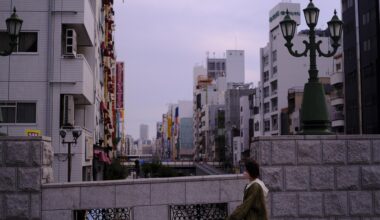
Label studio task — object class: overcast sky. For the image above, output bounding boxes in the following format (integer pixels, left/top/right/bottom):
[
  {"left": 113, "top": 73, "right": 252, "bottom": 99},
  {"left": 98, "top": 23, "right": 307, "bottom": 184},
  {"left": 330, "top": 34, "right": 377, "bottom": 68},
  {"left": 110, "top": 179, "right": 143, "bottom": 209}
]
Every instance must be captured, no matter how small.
[{"left": 114, "top": 0, "right": 341, "bottom": 139}]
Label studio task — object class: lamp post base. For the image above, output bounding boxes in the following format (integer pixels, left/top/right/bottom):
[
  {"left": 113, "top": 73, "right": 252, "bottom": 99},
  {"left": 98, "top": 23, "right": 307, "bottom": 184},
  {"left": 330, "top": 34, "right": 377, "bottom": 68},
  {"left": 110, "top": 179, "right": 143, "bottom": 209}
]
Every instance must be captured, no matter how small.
[{"left": 299, "top": 81, "right": 332, "bottom": 135}]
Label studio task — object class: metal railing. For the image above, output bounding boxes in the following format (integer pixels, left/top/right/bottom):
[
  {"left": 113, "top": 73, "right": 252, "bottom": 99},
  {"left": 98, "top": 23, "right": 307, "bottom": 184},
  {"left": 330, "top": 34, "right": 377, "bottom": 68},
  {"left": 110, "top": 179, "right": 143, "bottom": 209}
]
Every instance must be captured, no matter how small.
[
  {"left": 170, "top": 203, "right": 228, "bottom": 220},
  {"left": 75, "top": 208, "right": 132, "bottom": 220}
]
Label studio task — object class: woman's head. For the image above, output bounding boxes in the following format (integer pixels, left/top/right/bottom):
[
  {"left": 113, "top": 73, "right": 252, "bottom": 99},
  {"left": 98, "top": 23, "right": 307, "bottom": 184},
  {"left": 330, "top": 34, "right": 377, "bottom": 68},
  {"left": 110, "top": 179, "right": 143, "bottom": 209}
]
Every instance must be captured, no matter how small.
[{"left": 244, "top": 159, "right": 260, "bottom": 179}]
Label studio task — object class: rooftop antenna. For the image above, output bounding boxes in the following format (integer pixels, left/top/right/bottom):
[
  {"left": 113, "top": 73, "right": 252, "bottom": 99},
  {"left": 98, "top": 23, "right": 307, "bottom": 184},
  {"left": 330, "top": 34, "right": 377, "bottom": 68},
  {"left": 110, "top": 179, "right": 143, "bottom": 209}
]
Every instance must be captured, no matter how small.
[
  {"left": 213, "top": 52, "right": 215, "bottom": 58},
  {"left": 206, "top": 51, "right": 210, "bottom": 58}
]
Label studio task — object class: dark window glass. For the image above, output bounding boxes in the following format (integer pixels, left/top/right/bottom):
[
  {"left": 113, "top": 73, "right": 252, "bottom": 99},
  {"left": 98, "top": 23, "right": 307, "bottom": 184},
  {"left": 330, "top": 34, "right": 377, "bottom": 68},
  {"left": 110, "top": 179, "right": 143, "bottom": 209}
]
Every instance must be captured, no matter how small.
[
  {"left": 0, "top": 107, "right": 16, "bottom": 123},
  {"left": 0, "top": 32, "right": 37, "bottom": 52},
  {"left": 17, "top": 103, "right": 36, "bottom": 123}
]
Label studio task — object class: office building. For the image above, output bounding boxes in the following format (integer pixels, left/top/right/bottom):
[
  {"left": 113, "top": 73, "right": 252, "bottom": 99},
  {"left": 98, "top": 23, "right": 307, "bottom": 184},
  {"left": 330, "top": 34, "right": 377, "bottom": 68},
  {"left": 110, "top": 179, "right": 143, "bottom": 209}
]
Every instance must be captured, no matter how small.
[{"left": 342, "top": 0, "right": 380, "bottom": 134}]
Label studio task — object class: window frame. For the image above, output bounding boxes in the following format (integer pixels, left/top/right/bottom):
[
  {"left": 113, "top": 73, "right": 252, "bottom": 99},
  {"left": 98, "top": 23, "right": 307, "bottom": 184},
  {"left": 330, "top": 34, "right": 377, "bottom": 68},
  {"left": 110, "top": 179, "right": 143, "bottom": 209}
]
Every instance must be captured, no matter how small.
[
  {"left": 0, "top": 31, "right": 39, "bottom": 54},
  {"left": 0, "top": 101, "right": 37, "bottom": 125}
]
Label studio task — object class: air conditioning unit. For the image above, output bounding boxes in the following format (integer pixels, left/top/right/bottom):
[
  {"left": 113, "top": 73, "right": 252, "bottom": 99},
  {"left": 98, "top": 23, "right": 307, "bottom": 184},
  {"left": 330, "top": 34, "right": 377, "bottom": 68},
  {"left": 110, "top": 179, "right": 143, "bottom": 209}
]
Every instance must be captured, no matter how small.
[
  {"left": 62, "top": 95, "right": 75, "bottom": 127},
  {"left": 65, "top": 29, "right": 77, "bottom": 57}
]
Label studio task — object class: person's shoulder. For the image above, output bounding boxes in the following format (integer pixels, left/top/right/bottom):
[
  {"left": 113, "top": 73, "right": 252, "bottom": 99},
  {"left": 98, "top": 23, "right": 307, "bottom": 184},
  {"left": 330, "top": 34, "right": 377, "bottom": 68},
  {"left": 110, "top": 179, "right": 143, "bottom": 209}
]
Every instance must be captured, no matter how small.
[{"left": 247, "top": 182, "right": 263, "bottom": 193}]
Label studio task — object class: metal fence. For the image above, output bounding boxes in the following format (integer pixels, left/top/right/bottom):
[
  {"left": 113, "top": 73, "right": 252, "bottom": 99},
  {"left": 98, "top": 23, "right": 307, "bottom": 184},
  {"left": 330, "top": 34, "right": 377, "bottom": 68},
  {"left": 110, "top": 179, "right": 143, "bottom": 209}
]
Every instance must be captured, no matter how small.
[
  {"left": 169, "top": 203, "right": 228, "bottom": 220},
  {"left": 74, "top": 208, "right": 132, "bottom": 220}
]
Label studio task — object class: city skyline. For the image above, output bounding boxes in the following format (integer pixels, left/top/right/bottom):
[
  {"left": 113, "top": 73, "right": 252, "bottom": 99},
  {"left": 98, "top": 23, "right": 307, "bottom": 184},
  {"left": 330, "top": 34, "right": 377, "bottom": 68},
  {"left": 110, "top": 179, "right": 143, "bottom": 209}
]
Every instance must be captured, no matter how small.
[{"left": 114, "top": 0, "right": 341, "bottom": 139}]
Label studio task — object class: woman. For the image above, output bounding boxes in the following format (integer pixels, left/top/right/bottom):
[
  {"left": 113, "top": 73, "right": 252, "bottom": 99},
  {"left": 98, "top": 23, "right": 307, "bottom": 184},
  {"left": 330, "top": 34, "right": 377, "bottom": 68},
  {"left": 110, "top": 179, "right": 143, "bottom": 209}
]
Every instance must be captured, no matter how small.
[{"left": 227, "top": 160, "right": 269, "bottom": 220}]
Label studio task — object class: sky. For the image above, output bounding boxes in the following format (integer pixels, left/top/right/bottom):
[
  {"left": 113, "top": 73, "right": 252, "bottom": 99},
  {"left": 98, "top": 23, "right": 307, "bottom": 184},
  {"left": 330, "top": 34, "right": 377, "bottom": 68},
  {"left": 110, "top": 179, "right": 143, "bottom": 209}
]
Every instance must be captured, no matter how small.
[{"left": 114, "top": 0, "right": 341, "bottom": 139}]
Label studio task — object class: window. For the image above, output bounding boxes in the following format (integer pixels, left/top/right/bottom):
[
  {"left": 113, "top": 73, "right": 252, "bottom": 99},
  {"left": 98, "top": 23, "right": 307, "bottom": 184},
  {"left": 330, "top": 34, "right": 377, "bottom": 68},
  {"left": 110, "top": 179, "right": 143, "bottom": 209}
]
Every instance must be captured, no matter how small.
[
  {"left": 264, "top": 120, "right": 270, "bottom": 132},
  {"left": 363, "top": 12, "right": 370, "bottom": 25},
  {"left": 264, "top": 102, "right": 270, "bottom": 113},
  {"left": 264, "top": 87, "right": 270, "bottom": 98},
  {"left": 336, "top": 63, "right": 342, "bottom": 72},
  {"left": 254, "top": 122, "right": 260, "bottom": 131},
  {"left": 272, "top": 50, "right": 277, "bottom": 62},
  {"left": 272, "top": 66, "right": 278, "bottom": 77},
  {"left": 271, "top": 115, "right": 278, "bottom": 131},
  {"left": 342, "top": 0, "right": 354, "bottom": 11},
  {"left": 0, "top": 32, "right": 38, "bottom": 53},
  {"left": 271, "top": 98, "right": 278, "bottom": 112},
  {"left": 0, "top": 102, "right": 36, "bottom": 124},
  {"left": 263, "top": 55, "right": 269, "bottom": 66},
  {"left": 271, "top": 81, "right": 278, "bottom": 95},
  {"left": 363, "top": 39, "right": 371, "bottom": 52},
  {"left": 263, "top": 71, "right": 269, "bottom": 82},
  {"left": 208, "top": 62, "right": 215, "bottom": 70}
]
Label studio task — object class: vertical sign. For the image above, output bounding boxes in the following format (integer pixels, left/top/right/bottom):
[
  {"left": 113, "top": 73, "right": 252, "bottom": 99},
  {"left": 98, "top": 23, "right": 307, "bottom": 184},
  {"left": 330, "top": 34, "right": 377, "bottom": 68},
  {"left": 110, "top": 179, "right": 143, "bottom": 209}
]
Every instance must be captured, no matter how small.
[{"left": 116, "top": 62, "right": 124, "bottom": 109}]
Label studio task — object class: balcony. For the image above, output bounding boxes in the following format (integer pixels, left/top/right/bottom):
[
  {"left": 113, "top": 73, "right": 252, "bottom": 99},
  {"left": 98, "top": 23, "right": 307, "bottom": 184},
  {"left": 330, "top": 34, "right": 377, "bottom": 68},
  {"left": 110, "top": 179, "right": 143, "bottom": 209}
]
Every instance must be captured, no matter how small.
[
  {"left": 331, "top": 92, "right": 344, "bottom": 106},
  {"left": 53, "top": 55, "right": 94, "bottom": 104},
  {"left": 330, "top": 71, "right": 343, "bottom": 86},
  {"left": 54, "top": 0, "right": 95, "bottom": 46},
  {"left": 332, "top": 112, "right": 345, "bottom": 128}
]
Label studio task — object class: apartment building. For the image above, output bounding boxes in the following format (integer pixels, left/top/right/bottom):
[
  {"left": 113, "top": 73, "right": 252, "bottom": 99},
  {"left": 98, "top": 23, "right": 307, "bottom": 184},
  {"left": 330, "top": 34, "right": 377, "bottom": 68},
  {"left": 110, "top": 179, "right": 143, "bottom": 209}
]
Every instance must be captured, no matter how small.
[{"left": 0, "top": 0, "right": 118, "bottom": 182}]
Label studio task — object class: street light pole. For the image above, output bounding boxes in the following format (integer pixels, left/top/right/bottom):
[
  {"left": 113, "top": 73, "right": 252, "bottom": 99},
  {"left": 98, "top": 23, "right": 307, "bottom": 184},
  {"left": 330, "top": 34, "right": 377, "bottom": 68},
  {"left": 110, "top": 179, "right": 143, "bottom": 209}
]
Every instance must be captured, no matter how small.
[
  {"left": 280, "top": 0, "right": 343, "bottom": 135},
  {"left": 60, "top": 128, "right": 82, "bottom": 182}
]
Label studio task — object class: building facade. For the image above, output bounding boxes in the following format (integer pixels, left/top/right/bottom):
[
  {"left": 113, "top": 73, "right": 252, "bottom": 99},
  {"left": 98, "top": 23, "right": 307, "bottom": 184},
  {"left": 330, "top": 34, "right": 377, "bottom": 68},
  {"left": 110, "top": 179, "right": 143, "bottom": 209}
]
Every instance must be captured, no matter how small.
[
  {"left": 0, "top": 0, "right": 119, "bottom": 182},
  {"left": 342, "top": 0, "right": 380, "bottom": 134}
]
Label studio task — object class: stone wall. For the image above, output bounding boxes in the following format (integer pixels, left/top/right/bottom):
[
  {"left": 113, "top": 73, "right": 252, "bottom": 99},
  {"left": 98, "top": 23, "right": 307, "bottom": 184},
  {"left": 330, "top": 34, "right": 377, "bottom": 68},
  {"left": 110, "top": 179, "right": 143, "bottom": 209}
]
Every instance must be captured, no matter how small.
[
  {"left": 0, "top": 137, "right": 53, "bottom": 220},
  {"left": 41, "top": 175, "right": 247, "bottom": 220},
  {"left": 251, "top": 135, "right": 380, "bottom": 219}
]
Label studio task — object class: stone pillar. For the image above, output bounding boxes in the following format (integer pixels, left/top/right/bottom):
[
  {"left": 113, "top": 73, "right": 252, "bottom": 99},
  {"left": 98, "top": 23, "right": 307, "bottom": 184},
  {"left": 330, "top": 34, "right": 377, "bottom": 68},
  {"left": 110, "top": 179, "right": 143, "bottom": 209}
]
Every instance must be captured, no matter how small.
[
  {"left": 0, "top": 137, "right": 53, "bottom": 220},
  {"left": 251, "top": 135, "right": 380, "bottom": 219}
]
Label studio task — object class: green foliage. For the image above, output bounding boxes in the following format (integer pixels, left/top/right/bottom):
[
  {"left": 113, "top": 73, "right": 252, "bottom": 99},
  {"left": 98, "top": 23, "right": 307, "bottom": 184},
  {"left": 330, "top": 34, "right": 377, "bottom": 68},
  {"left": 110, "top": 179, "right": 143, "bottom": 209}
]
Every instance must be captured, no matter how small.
[
  {"left": 141, "top": 161, "right": 183, "bottom": 178},
  {"left": 104, "top": 158, "right": 128, "bottom": 180}
]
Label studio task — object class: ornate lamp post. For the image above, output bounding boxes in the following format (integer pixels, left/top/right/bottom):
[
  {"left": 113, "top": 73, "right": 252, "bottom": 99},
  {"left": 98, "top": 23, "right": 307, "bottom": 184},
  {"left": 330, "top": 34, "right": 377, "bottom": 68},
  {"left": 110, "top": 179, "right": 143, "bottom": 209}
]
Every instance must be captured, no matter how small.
[
  {"left": 1, "top": 7, "right": 23, "bottom": 56},
  {"left": 280, "top": 0, "right": 343, "bottom": 134}
]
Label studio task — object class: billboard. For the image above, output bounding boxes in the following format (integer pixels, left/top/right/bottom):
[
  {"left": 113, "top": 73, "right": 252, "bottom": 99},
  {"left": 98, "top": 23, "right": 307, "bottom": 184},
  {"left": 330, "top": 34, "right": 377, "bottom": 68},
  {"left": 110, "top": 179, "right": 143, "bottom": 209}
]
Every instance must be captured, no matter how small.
[{"left": 116, "top": 62, "right": 124, "bottom": 109}]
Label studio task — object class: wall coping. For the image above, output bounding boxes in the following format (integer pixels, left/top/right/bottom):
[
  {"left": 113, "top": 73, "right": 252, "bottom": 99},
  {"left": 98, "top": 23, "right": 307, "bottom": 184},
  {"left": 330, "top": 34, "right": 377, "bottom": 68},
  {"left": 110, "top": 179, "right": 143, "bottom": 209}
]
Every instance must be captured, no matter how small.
[
  {"left": 0, "top": 136, "right": 51, "bottom": 142},
  {"left": 42, "top": 174, "right": 244, "bottom": 189},
  {"left": 253, "top": 134, "right": 380, "bottom": 141}
]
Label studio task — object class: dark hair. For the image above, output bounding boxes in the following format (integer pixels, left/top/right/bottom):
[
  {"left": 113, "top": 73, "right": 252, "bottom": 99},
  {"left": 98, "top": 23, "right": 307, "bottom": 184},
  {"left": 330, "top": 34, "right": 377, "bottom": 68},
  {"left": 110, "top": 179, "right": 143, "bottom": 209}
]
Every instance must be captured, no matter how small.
[{"left": 245, "top": 159, "right": 260, "bottom": 179}]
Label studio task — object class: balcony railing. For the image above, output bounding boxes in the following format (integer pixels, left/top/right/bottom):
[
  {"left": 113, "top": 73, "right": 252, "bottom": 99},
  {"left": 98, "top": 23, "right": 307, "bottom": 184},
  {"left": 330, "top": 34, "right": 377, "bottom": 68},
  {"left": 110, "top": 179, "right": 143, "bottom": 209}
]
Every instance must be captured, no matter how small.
[{"left": 333, "top": 112, "right": 344, "bottom": 121}]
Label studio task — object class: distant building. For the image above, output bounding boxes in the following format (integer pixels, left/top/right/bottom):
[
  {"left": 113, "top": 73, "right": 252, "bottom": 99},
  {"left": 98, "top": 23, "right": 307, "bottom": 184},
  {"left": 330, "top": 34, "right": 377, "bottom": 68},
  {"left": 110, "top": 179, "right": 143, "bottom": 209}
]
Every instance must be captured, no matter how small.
[
  {"left": 139, "top": 124, "right": 149, "bottom": 142},
  {"left": 342, "top": 0, "right": 380, "bottom": 134}
]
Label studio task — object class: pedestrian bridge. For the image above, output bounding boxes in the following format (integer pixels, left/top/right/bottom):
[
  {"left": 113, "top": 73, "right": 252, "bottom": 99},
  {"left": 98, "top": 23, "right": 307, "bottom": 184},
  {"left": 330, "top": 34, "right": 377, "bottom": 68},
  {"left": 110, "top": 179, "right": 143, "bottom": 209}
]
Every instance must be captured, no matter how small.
[
  {"left": 1, "top": 136, "right": 380, "bottom": 220},
  {"left": 42, "top": 174, "right": 246, "bottom": 220}
]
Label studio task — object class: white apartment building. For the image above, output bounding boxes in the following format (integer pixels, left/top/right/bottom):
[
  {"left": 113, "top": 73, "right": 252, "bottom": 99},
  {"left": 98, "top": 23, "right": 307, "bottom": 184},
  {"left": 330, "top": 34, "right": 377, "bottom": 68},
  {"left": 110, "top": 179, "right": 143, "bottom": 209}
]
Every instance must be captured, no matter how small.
[
  {"left": 193, "top": 50, "right": 245, "bottom": 161},
  {"left": 256, "top": 2, "right": 333, "bottom": 136},
  {"left": 0, "top": 0, "right": 107, "bottom": 182}
]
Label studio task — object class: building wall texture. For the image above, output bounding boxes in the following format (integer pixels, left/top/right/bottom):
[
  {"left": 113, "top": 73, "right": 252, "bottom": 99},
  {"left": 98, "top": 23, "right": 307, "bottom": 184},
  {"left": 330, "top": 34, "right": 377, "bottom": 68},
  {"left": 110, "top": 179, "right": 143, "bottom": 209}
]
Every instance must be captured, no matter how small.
[
  {"left": 0, "top": 137, "right": 53, "bottom": 220},
  {"left": 251, "top": 135, "right": 380, "bottom": 219}
]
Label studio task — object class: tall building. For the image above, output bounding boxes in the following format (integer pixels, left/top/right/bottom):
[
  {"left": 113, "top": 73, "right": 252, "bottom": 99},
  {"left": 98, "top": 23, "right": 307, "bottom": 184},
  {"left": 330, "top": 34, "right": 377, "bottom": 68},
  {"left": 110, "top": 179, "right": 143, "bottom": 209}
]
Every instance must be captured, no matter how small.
[
  {"left": 139, "top": 124, "right": 149, "bottom": 142},
  {"left": 0, "top": 0, "right": 117, "bottom": 182},
  {"left": 342, "top": 0, "right": 380, "bottom": 134},
  {"left": 193, "top": 50, "right": 245, "bottom": 162},
  {"left": 256, "top": 2, "right": 333, "bottom": 136}
]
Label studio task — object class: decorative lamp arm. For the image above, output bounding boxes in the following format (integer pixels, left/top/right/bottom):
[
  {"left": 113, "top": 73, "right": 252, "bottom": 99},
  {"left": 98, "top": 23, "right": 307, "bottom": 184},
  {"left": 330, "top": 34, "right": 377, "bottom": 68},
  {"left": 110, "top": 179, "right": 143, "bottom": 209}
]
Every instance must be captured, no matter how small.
[
  {"left": 315, "top": 40, "right": 339, "bottom": 57},
  {"left": 284, "top": 40, "right": 309, "bottom": 57}
]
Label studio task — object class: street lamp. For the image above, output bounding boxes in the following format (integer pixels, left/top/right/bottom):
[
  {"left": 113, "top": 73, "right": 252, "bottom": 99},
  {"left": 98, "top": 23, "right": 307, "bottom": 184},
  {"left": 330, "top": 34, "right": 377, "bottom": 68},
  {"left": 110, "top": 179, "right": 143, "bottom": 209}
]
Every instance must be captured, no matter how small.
[
  {"left": 1, "top": 7, "right": 23, "bottom": 56},
  {"left": 60, "top": 127, "right": 82, "bottom": 182},
  {"left": 280, "top": 0, "right": 343, "bottom": 134}
]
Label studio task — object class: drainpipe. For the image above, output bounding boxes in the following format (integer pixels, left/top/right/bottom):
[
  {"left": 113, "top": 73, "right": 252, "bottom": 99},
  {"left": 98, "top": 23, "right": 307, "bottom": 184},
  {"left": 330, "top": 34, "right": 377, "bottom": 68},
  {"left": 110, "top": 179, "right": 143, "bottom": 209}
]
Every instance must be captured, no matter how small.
[
  {"left": 46, "top": 0, "right": 53, "bottom": 137},
  {"left": 354, "top": 0, "right": 363, "bottom": 134}
]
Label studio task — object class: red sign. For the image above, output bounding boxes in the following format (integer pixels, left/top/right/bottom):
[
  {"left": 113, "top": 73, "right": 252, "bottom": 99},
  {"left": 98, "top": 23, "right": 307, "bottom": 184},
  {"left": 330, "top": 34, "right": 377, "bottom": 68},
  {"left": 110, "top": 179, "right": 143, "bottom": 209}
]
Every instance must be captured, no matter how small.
[{"left": 116, "top": 62, "right": 124, "bottom": 109}]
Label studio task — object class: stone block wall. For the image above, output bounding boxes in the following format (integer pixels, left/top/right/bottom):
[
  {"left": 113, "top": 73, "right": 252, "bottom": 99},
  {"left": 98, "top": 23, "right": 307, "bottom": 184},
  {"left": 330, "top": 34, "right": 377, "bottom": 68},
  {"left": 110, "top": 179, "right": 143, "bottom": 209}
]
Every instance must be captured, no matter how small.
[
  {"left": 251, "top": 135, "right": 380, "bottom": 219},
  {"left": 0, "top": 137, "right": 53, "bottom": 220}
]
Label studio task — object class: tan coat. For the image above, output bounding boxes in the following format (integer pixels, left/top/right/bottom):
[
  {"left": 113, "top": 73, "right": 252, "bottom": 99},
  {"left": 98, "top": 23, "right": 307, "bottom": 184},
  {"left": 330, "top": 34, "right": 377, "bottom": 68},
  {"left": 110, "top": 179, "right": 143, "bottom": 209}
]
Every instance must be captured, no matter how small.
[{"left": 226, "top": 183, "right": 268, "bottom": 220}]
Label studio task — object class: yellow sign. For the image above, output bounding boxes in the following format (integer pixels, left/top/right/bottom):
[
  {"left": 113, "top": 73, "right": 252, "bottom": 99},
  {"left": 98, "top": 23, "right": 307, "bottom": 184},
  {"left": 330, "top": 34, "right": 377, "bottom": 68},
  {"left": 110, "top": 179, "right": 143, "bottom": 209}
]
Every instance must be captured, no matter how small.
[{"left": 25, "top": 129, "right": 41, "bottom": 137}]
